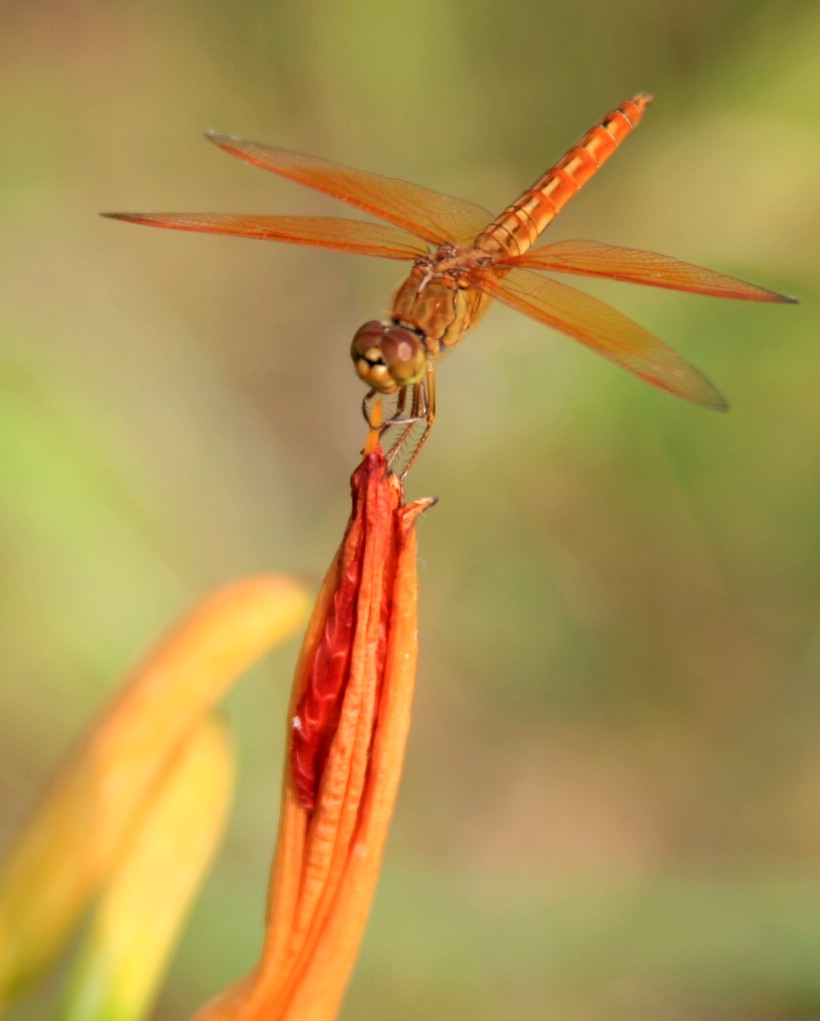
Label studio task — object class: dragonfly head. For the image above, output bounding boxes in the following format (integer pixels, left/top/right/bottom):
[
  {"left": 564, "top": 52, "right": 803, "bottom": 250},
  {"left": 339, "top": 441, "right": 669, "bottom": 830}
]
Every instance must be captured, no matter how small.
[{"left": 351, "top": 320, "right": 427, "bottom": 394}]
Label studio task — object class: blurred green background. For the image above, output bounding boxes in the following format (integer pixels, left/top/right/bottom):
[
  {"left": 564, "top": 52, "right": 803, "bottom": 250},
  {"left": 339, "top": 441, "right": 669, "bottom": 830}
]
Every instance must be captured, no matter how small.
[{"left": 1, "top": 1, "right": 818, "bottom": 1018}]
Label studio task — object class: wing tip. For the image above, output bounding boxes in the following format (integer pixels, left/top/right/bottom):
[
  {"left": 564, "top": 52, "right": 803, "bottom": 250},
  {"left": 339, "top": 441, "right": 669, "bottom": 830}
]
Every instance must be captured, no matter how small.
[
  {"left": 743, "top": 282, "right": 799, "bottom": 304},
  {"left": 100, "top": 212, "right": 196, "bottom": 230},
  {"left": 684, "top": 381, "right": 731, "bottom": 414},
  {"left": 206, "top": 130, "right": 242, "bottom": 150},
  {"left": 684, "top": 386, "right": 731, "bottom": 414},
  {"left": 638, "top": 367, "right": 731, "bottom": 413}
]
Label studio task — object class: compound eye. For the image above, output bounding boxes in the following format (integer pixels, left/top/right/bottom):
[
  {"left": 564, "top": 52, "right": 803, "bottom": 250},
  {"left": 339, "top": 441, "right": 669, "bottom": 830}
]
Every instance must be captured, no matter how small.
[
  {"left": 350, "top": 321, "right": 386, "bottom": 358},
  {"left": 350, "top": 321, "right": 427, "bottom": 393},
  {"left": 379, "top": 326, "right": 426, "bottom": 386}
]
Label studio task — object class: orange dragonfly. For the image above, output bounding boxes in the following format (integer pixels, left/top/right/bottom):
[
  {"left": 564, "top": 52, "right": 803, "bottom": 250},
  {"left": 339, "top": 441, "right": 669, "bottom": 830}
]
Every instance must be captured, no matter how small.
[{"left": 105, "top": 93, "right": 794, "bottom": 469}]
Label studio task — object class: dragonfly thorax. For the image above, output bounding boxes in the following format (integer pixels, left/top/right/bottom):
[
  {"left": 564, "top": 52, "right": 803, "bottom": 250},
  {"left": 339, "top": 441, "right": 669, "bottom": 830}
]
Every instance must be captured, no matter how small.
[
  {"left": 390, "top": 259, "right": 490, "bottom": 358},
  {"left": 350, "top": 320, "right": 427, "bottom": 394}
]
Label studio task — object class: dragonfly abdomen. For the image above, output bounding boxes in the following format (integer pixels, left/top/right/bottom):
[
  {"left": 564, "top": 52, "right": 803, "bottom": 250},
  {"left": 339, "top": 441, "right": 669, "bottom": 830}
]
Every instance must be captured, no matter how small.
[{"left": 475, "top": 93, "right": 653, "bottom": 260}]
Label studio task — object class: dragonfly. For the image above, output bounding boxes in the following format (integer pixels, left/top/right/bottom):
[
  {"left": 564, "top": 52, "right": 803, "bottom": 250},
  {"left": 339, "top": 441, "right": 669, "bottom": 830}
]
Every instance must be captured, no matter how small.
[{"left": 105, "top": 93, "right": 794, "bottom": 471}]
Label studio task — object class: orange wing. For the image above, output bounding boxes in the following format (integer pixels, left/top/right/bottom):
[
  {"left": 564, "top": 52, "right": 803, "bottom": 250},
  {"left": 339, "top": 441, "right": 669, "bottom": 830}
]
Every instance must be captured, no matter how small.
[
  {"left": 101, "top": 213, "right": 428, "bottom": 260},
  {"left": 204, "top": 133, "right": 493, "bottom": 246},
  {"left": 509, "top": 240, "right": 797, "bottom": 303},
  {"left": 476, "top": 266, "right": 729, "bottom": 409}
]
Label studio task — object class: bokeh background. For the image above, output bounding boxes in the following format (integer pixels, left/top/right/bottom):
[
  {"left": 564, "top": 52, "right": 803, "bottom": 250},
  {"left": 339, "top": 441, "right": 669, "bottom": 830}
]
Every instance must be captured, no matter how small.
[{"left": 1, "top": 1, "right": 818, "bottom": 1018}]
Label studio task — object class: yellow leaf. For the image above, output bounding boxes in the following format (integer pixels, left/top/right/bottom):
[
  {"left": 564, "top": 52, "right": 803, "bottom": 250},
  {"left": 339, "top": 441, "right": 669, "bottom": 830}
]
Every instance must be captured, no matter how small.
[
  {"left": 61, "top": 715, "right": 233, "bottom": 1021},
  {"left": 0, "top": 575, "right": 309, "bottom": 1007}
]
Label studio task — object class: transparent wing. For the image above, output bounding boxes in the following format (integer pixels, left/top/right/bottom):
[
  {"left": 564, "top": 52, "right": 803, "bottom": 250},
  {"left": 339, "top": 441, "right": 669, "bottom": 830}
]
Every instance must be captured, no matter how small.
[
  {"left": 476, "top": 266, "right": 729, "bottom": 410},
  {"left": 508, "top": 239, "right": 797, "bottom": 303},
  {"left": 101, "top": 212, "right": 428, "bottom": 260},
  {"left": 205, "top": 133, "right": 493, "bottom": 246}
]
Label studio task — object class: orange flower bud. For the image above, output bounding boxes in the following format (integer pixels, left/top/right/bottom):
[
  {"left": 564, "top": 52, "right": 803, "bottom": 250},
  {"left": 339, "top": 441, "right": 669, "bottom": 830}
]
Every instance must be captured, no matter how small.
[{"left": 193, "top": 443, "right": 432, "bottom": 1021}]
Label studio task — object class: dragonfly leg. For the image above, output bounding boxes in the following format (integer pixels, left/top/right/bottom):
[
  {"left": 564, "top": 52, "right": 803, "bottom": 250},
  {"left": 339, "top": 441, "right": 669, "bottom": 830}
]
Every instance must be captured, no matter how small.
[
  {"left": 385, "top": 365, "right": 437, "bottom": 478},
  {"left": 360, "top": 370, "right": 436, "bottom": 476},
  {"left": 392, "top": 383, "right": 412, "bottom": 422},
  {"left": 362, "top": 385, "right": 418, "bottom": 429}
]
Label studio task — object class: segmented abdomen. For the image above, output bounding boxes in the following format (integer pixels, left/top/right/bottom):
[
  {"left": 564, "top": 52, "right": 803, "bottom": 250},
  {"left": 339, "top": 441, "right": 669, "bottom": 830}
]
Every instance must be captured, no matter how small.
[{"left": 475, "top": 93, "right": 653, "bottom": 260}]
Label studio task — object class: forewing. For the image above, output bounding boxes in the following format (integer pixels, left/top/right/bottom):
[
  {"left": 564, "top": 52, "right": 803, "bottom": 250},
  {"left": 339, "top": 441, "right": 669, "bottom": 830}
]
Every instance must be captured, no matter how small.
[
  {"left": 477, "top": 267, "right": 729, "bottom": 410},
  {"left": 206, "top": 133, "right": 493, "bottom": 246},
  {"left": 509, "top": 240, "right": 796, "bottom": 303},
  {"left": 101, "top": 213, "right": 427, "bottom": 260}
]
